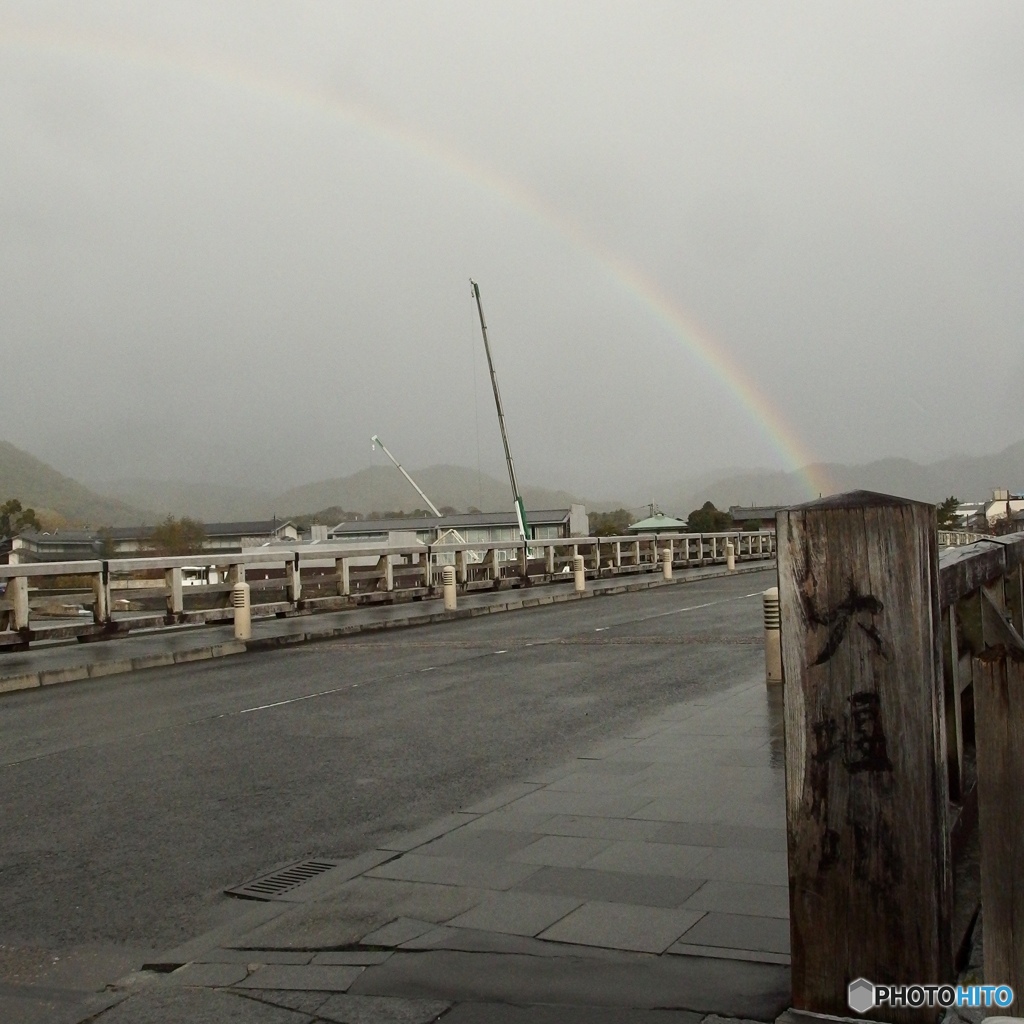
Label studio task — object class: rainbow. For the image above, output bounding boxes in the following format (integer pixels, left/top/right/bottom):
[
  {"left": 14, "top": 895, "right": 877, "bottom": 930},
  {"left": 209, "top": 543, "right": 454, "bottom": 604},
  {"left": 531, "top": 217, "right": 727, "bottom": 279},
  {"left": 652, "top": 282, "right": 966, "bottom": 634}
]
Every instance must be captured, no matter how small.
[{"left": 0, "top": 22, "right": 829, "bottom": 498}]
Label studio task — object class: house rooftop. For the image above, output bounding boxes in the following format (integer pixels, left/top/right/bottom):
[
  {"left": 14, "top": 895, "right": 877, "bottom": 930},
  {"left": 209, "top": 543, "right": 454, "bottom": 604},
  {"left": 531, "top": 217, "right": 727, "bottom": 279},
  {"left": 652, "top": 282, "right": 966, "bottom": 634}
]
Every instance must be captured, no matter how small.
[
  {"left": 331, "top": 509, "right": 573, "bottom": 535},
  {"left": 627, "top": 513, "right": 688, "bottom": 533}
]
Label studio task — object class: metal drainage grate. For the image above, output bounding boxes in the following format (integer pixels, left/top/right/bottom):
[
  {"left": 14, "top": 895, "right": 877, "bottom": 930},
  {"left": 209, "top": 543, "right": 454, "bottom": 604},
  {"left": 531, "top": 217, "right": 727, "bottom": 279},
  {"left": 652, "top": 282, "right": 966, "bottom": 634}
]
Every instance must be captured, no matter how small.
[{"left": 225, "top": 859, "right": 342, "bottom": 901}]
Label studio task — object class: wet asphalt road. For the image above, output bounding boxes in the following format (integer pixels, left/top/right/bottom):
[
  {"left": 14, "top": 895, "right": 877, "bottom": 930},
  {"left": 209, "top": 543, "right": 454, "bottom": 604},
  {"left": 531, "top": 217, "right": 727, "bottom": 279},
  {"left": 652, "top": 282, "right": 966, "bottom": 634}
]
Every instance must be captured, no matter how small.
[{"left": 0, "top": 571, "right": 770, "bottom": 971}]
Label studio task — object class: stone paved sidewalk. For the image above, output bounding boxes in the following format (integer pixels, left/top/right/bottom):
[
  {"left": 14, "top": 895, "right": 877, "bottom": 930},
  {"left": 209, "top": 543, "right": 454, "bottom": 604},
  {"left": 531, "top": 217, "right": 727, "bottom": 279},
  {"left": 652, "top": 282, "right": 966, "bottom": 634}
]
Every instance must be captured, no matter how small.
[{"left": 93, "top": 672, "right": 790, "bottom": 1022}]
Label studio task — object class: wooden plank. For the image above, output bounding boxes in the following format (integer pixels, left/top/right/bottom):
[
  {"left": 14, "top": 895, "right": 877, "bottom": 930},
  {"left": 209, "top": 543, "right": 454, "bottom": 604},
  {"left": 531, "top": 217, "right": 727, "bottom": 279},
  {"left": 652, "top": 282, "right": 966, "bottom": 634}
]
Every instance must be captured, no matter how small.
[
  {"left": 973, "top": 647, "right": 1024, "bottom": 1003},
  {"left": 777, "top": 491, "right": 951, "bottom": 1022},
  {"left": 941, "top": 606, "right": 963, "bottom": 801}
]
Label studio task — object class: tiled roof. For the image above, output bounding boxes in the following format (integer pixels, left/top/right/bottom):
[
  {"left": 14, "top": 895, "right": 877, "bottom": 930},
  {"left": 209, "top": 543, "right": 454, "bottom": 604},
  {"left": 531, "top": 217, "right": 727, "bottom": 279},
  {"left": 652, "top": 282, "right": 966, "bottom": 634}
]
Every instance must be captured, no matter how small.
[{"left": 331, "top": 509, "right": 571, "bottom": 535}]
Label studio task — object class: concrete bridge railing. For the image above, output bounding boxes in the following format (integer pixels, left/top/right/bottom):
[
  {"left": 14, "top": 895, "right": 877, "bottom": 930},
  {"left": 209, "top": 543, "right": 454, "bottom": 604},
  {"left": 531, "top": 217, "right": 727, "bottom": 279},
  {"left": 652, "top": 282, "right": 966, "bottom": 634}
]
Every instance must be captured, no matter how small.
[
  {"left": 938, "top": 529, "right": 987, "bottom": 547},
  {"left": 0, "top": 530, "right": 776, "bottom": 648}
]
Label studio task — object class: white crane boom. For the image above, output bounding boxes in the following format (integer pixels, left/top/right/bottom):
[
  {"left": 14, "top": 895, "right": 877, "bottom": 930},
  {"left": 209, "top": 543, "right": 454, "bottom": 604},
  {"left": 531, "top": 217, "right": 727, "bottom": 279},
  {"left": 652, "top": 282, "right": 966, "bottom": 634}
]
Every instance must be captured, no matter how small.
[{"left": 370, "top": 435, "right": 442, "bottom": 517}]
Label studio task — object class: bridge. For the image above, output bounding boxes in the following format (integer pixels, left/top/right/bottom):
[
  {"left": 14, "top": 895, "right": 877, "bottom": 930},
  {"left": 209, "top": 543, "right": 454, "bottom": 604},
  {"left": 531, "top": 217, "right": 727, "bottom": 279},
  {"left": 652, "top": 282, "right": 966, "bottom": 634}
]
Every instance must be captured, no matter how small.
[{"left": 0, "top": 497, "right": 1021, "bottom": 1023}]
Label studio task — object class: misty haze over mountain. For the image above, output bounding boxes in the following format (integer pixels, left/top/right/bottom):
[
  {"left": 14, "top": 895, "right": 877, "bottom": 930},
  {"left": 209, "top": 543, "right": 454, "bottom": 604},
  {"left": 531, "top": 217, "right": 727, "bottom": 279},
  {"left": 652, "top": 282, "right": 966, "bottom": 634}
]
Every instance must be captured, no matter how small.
[
  {"left": 2, "top": 5, "right": 1022, "bottom": 501},
  {"left": 2, "top": 435, "right": 1022, "bottom": 529}
]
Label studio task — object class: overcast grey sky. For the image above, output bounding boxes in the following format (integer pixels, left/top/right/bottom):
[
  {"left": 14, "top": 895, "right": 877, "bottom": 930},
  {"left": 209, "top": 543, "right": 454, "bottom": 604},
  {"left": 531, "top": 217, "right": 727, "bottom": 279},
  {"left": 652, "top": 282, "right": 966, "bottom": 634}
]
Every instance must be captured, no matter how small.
[{"left": 2, "top": 2, "right": 1021, "bottom": 497}]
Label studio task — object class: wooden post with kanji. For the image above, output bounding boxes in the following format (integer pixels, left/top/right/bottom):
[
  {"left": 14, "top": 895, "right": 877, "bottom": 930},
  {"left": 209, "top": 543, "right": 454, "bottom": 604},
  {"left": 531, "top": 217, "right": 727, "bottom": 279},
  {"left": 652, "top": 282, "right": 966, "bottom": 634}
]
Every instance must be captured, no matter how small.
[{"left": 777, "top": 491, "right": 952, "bottom": 1023}]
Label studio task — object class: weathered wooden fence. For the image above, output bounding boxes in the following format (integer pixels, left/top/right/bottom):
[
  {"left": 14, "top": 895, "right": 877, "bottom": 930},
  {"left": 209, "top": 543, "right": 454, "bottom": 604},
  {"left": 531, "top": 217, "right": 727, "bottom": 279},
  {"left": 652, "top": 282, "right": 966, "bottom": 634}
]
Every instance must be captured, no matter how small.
[
  {"left": 0, "top": 530, "right": 775, "bottom": 649},
  {"left": 778, "top": 491, "right": 1022, "bottom": 1021}
]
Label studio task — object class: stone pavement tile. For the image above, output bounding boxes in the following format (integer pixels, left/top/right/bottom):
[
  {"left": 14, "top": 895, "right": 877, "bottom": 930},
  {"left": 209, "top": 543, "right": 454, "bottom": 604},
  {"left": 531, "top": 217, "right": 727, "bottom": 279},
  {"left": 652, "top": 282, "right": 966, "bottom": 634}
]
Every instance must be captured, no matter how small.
[
  {"left": 362, "top": 917, "right": 437, "bottom": 947},
  {"left": 227, "top": 877, "right": 487, "bottom": 949},
  {"left": 709, "top": 803, "right": 784, "bottom": 830},
  {"left": 416, "top": 828, "right": 540, "bottom": 861},
  {"left": 508, "top": 834, "right": 613, "bottom": 867},
  {"left": 461, "top": 782, "right": 543, "bottom": 814},
  {"left": 396, "top": 925, "right": 461, "bottom": 949},
  {"left": 571, "top": 758, "right": 656, "bottom": 775},
  {"left": 313, "top": 951, "right": 394, "bottom": 966},
  {"left": 460, "top": 809, "right": 554, "bottom": 834},
  {"left": 515, "top": 864, "right": 703, "bottom": 909},
  {"left": 367, "top": 854, "right": 540, "bottom": 890},
  {"left": 640, "top": 717, "right": 737, "bottom": 737},
  {"left": 650, "top": 822, "right": 787, "bottom": 852},
  {"left": 667, "top": 944, "right": 789, "bottom": 966},
  {"left": 689, "top": 849, "right": 788, "bottom": 887},
  {"left": 349, "top": 947, "right": 791, "bottom": 1019},
  {"left": 379, "top": 813, "right": 480, "bottom": 852},
  {"left": 582, "top": 840, "right": 712, "bottom": 879},
  {"left": 316, "top": 993, "right": 451, "bottom": 1023},
  {"left": 538, "top": 814, "right": 666, "bottom": 843},
  {"left": 153, "top": 900, "right": 291, "bottom": 967},
  {"left": 669, "top": 732, "right": 768, "bottom": 752},
  {"left": 193, "top": 949, "right": 314, "bottom": 965},
  {"left": 575, "top": 738, "right": 638, "bottom": 760},
  {"left": 545, "top": 770, "right": 654, "bottom": 794},
  {"left": 235, "top": 964, "right": 364, "bottom": 991},
  {"left": 709, "top": 747, "right": 776, "bottom": 768},
  {"left": 502, "top": 789, "right": 655, "bottom": 818},
  {"left": 446, "top": 891, "right": 583, "bottom": 936},
  {"left": 682, "top": 881, "right": 789, "bottom": 920},
  {"left": 395, "top": 926, "right": 624, "bottom": 959},
  {"left": 537, "top": 901, "right": 705, "bottom": 954},
  {"left": 675, "top": 912, "right": 790, "bottom": 954},
  {"left": 442, "top": 1003, "right": 703, "bottom": 1023},
  {"left": 629, "top": 796, "right": 725, "bottom": 824},
  {"left": 93, "top": 986, "right": 311, "bottom": 1022},
  {"left": 235, "top": 990, "right": 331, "bottom": 1015},
  {"left": 169, "top": 962, "right": 250, "bottom": 987}
]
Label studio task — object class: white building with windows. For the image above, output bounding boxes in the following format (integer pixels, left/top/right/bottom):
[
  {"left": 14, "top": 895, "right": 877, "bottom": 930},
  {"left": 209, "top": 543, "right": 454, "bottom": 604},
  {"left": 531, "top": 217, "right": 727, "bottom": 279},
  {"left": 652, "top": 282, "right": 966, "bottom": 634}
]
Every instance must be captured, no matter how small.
[{"left": 328, "top": 505, "right": 589, "bottom": 547}]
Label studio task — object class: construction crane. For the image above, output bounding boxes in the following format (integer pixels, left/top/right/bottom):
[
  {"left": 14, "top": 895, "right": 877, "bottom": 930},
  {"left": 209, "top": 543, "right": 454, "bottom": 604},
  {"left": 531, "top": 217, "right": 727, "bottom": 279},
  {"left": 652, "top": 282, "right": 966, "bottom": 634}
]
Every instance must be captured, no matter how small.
[
  {"left": 470, "top": 279, "right": 531, "bottom": 541},
  {"left": 370, "top": 435, "right": 477, "bottom": 552},
  {"left": 371, "top": 435, "right": 442, "bottom": 517}
]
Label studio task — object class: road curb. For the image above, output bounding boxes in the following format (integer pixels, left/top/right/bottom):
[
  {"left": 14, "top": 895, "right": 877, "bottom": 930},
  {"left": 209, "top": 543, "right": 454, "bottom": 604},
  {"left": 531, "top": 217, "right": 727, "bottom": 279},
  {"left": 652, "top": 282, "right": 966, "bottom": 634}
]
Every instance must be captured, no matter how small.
[{"left": 0, "top": 563, "right": 774, "bottom": 694}]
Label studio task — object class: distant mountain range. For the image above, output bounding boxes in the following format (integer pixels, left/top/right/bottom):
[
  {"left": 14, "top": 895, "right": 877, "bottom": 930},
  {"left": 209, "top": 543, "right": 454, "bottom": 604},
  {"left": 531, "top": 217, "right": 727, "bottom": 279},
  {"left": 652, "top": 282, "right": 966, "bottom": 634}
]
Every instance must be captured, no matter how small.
[
  {"left": 0, "top": 440, "right": 143, "bottom": 527},
  {"left": 2, "top": 437, "right": 1022, "bottom": 529},
  {"left": 661, "top": 439, "right": 1024, "bottom": 515},
  {"left": 101, "top": 465, "right": 601, "bottom": 524}
]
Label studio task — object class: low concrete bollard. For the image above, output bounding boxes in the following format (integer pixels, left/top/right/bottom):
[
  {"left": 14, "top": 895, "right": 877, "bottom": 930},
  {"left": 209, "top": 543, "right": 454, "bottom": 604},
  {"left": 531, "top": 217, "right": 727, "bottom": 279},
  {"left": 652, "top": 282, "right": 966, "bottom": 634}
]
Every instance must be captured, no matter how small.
[
  {"left": 763, "top": 586, "right": 782, "bottom": 684},
  {"left": 232, "top": 581, "right": 252, "bottom": 641},
  {"left": 442, "top": 564, "right": 457, "bottom": 611},
  {"left": 726, "top": 541, "right": 735, "bottom": 571},
  {"left": 662, "top": 547, "right": 672, "bottom": 580},
  {"left": 573, "top": 554, "right": 586, "bottom": 593}
]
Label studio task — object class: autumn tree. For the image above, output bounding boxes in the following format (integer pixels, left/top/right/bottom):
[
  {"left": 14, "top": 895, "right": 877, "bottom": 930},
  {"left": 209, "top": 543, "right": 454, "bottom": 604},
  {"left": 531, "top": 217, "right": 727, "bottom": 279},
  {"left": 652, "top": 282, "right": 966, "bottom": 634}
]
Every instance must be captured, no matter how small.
[
  {"left": 148, "top": 516, "right": 206, "bottom": 556},
  {"left": 590, "top": 509, "right": 633, "bottom": 536}
]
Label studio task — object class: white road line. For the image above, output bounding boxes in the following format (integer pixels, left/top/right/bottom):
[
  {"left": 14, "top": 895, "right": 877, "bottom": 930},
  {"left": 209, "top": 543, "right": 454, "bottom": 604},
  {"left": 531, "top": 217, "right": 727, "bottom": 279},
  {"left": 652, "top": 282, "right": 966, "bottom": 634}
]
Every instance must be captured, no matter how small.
[
  {"left": 620, "top": 591, "right": 761, "bottom": 626},
  {"left": 238, "top": 685, "right": 350, "bottom": 714}
]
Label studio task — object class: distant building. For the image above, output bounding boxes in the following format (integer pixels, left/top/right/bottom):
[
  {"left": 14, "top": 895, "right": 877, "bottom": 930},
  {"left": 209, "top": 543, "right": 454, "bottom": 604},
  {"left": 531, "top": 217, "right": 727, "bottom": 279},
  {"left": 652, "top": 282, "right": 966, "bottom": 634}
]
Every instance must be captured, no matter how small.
[
  {"left": 1, "top": 530, "right": 101, "bottom": 564},
  {"left": 0, "top": 519, "right": 299, "bottom": 564},
  {"left": 626, "top": 513, "right": 688, "bottom": 534},
  {"left": 728, "top": 505, "right": 785, "bottom": 531},
  {"left": 984, "top": 489, "right": 1024, "bottom": 527},
  {"left": 329, "top": 506, "right": 589, "bottom": 547}
]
